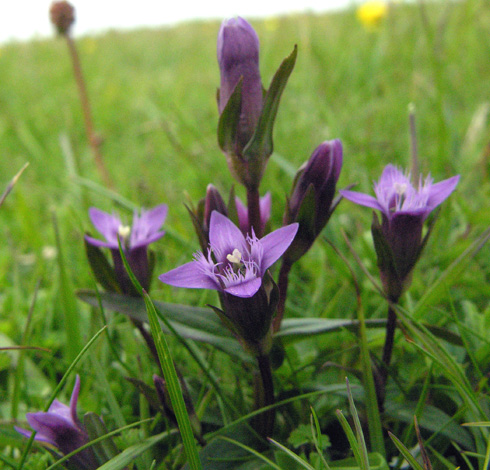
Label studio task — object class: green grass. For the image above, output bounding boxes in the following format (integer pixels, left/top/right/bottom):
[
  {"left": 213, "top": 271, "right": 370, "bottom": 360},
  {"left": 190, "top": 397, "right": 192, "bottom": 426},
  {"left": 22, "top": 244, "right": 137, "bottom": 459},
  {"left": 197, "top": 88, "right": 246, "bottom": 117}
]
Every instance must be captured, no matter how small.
[{"left": 2, "top": 0, "right": 490, "bottom": 468}]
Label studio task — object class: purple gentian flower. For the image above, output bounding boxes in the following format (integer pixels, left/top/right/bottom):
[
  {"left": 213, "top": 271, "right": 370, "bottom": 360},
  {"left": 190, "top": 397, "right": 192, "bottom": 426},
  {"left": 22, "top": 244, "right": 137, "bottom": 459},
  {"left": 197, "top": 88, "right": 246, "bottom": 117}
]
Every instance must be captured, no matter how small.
[
  {"left": 159, "top": 211, "right": 298, "bottom": 347},
  {"left": 16, "top": 376, "right": 98, "bottom": 470},
  {"left": 235, "top": 192, "right": 271, "bottom": 236},
  {"left": 85, "top": 204, "right": 167, "bottom": 294},
  {"left": 340, "top": 165, "right": 459, "bottom": 299},
  {"left": 218, "top": 17, "right": 263, "bottom": 151},
  {"left": 159, "top": 211, "right": 297, "bottom": 299}
]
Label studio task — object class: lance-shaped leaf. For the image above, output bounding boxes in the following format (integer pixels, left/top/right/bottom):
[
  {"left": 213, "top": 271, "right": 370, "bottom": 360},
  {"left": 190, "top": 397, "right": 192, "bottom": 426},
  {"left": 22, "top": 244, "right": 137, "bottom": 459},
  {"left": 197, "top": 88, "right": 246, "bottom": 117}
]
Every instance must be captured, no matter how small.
[{"left": 243, "top": 46, "right": 297, "bottom": 175}]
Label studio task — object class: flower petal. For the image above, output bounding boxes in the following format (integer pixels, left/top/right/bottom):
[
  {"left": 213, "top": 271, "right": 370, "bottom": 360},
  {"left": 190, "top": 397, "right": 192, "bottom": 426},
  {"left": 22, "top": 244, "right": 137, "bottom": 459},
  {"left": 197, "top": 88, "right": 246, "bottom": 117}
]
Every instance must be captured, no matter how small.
[
  {"left": 260, "top": 223, "right": 299, "bottom": 272},
  {"left": 426, "top": 175, "right": 460, "bottom": 211},
  {"left": 378, "top": 164, "right": 405, "bottom": 186},
  {"left": 69, "top": 375, "right": 80, "bottom": 425},
  {"left": 260, "top": 192, "right": 272, "bottom": 230},
  {"left": 130, "top": 204, "right": 168, "bottom": 247},
  {"left": 330, "top": 139, "right": 343, "bottom": 183},
  {"left": 26, "top": 412, "right": 78, "bottom": 443},
  {"left": 131, "top": 231, "right": 166, "bottom": 250},
  {"left": 224, "top": 276, "right": 262, "bottom": 298},
  {"left": 159, "top": 261, "right": 219, "bottom": 290},
  {"left": 234, "top": 196, "right": 248, "bottom": 234},
  {"left": 209, "top": 211, "right": 247, "bottom": 261},
  {"left": 84, "top": 235, "right": 116, "bottom": 249},
  {"left": 88, "top": 208, "right": 120, "bottom": 246},
  {"left": 340, "top": 190, "right": 384, "bottom": 212}
]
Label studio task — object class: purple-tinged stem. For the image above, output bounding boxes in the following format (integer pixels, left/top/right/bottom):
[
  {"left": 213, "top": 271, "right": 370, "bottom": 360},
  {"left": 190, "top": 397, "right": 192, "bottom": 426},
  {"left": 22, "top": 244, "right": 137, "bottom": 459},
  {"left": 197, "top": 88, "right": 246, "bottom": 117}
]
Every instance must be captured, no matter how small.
[
  {"left": 378, "top": 302, "right": 399, "bottom": 410},
  {"left": 272, "top": 260, "right": 292, "bottom": 333},
  {"left": 65, "top": 35, "right": 113, "bottom": 188},
  {"left": 247, "top": 186, "right": 262, "bottom": 238},
  {"left": 253, "top": 354, "right": 275, "bottom": 438}
]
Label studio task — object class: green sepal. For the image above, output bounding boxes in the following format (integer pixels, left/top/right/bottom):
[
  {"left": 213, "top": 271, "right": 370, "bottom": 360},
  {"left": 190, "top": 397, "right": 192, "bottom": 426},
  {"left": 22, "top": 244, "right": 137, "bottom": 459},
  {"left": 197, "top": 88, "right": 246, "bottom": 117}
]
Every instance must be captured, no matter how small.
[
  {"left": 84, "top": 235, "right": 120, "bottom": 293},
  {"left": 208, "top": 302, "right": 242, "bottom": 340},
  {"left": 284, "top": 183, "right": 317, "bottom": 264},
  {"left": 217, "top": 78, "right": 243, "bottom": 154},
  {"left": 226, "top": 185, "right": 239, "bottom": 228},
  {"left": 269, "top": 337, "right": 285, "bottom": 369},
  {"left": 242, "top": 45, "right": 297, "bottom": 181},
  {"left": 417, "top": 207, "right": 440, "bottom": 264},
  {"left": 185, "top": 202, "right": 208, "bottom": 252},
  {"left": 264, "top": 270, "right": 280, "bottom": 328},
  {"left": 371, "top": 212, "right": 401, "bottom": 282},
  {"left": 147, "top": 248, "right": 156, "bottom": 292},
  {"left": 83, "top": 412, "right": 120, "bottom": 464}
]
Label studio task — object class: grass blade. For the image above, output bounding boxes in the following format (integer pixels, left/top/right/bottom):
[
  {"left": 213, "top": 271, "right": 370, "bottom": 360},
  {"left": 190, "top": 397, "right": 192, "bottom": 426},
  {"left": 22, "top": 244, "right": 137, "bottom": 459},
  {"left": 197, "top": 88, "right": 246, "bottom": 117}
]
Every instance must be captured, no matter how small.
[{"left": 117, "top": 239, "right": 202, "bottom": 469}]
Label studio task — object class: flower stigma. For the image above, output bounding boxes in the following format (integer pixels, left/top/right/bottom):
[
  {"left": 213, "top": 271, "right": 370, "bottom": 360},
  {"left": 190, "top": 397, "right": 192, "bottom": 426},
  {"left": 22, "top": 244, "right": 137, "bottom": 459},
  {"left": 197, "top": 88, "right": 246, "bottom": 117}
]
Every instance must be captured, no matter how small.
[
  {"left": 393, "top": 182, "right": 407, "bottom": 197},
  {"left": 118, "top": 224, "right": 131, "bottom": 246}
]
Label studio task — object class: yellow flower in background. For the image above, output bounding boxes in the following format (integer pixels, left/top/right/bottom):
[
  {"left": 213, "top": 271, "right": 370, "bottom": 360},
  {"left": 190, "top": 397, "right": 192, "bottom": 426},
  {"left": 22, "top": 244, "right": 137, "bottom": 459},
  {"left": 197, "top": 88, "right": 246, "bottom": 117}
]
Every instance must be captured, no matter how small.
[{"left": 357, "top": 1, "right": 388, "bottom": 30}]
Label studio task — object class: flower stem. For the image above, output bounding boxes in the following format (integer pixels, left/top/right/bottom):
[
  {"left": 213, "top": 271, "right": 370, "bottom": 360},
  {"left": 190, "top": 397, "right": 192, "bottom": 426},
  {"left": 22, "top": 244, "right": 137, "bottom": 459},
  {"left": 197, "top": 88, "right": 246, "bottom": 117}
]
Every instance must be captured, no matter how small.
[
  {"left": 272, "top": 260, "right": 292, "bottom": 333},
  {"left": 378, "top": 302, "right": 398, "bottom": 410},
  {"left": 247, "top": 186, "right": 262, "bottom": 238},
  {"left": 253, "top": 354, "right": 275, "bottom": 438},
  {"left": 65, "top": 35, "right": 113, "bottom": 188}
]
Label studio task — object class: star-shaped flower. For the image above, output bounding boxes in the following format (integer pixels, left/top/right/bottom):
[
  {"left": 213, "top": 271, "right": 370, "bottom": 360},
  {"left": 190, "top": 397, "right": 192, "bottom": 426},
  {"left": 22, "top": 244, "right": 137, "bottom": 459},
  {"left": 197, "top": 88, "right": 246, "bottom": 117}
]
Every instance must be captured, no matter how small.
[
  {"left": 159, "top": 211, "right": 298, "bottom": 299},
  {"left": 340, "top": 165, "right": 460, "bottom": 298},
  {"left": 85, "top": 204, "right": 167, "bottom": 251}
]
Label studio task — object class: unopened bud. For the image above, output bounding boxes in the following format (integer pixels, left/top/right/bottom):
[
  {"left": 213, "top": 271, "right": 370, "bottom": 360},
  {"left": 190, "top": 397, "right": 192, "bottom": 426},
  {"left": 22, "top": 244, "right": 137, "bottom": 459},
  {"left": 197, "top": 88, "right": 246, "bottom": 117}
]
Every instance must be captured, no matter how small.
[{"left": 50, "top": 1, "right": 75, "bottom": 35}]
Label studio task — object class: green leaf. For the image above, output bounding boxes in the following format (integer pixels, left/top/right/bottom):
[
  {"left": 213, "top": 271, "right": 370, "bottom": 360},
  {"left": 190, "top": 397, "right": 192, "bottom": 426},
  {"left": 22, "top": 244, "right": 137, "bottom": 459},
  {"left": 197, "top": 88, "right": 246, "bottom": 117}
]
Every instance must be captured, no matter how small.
[
  {"left": 116, "top": 239, "right": 202, "bottom": 470},
  {"left": 144, "top": 292, "right": 203, "bottom": 470},
  {"left": 329, "top": 454, "right": 389, "bottom": 470},
  {"left": 96, "top": 431, "right": 174, "bottom": 470},
  {"left": 277, "top": 317, "right": 463, "bottom": 346},
  {"left": 277, "top": 318, "right": 384, "bottom": 339},
  {"left": 84, "top": 237, "right": 120, "bottom": 293},
  {"left": 84, "top": 412, "right": 120, "bottom": 464},
  {"left": 412, "top": 227, "right": 490, "bottom": 321},
  {"left": 385, "top": 401, "right": 474, "bottom": 449},
  {"left": 77, "top": 290, "right": 247, "bottom": 361},
  {"left": 288, "top": 423, "right": 330, "bottom": 451},
  {"left": 388, "top": 432, "right": 424, "bottom": 470},
  {"left": 217, "top": 79, "right": 243, "bottom": 153},
  {"left": 243, "top": 46, "right": 297, "bottom": 164},
  {"left": 268, "top": 438, "right": 317, "bottom": 470},
  {"left": 185, "top": 423, "right": 263, "bottom": 470}
]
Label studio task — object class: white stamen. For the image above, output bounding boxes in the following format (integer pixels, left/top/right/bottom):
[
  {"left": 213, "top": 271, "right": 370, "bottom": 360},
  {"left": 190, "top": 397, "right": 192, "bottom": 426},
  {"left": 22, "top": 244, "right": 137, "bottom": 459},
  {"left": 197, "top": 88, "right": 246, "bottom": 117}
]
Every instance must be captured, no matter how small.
[
  {"left": 118, "top": 224, "right": 131, "bottom": 239},
  {"left": 393, "top": 182, "right": 407, "bottom": 196},
  {"left": 226, "top": 248, "right": 242, "bottom": 264}
]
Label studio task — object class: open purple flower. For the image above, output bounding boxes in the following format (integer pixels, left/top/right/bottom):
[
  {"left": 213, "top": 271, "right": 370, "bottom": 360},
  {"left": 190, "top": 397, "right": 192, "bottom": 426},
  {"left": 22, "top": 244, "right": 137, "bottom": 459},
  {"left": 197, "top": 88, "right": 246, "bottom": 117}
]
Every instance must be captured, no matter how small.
[
  {"left": 85, "top": 204, "right": 167, "bottom": 294},
  {"left": 16, "top": 376, "right": 98, "bottom": 470},
  {"left": 341, "top": 165, "right": 459, "bottom": 299},
  {"left": 235, "top": 192, "right": 271, "bottom": 236},
  {"left": 160, "top": 211, "right": 297, "bottom": 298},
  {"left": 160, "top": 211, "right": 298, "bottom": 347}
]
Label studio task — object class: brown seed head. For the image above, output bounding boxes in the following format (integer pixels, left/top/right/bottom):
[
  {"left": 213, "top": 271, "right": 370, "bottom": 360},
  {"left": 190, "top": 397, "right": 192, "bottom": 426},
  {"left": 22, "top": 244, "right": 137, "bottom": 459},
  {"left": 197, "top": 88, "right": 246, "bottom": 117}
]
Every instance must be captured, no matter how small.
[{"left": 49, "top": 1, "right": 75, "bottom": 35}]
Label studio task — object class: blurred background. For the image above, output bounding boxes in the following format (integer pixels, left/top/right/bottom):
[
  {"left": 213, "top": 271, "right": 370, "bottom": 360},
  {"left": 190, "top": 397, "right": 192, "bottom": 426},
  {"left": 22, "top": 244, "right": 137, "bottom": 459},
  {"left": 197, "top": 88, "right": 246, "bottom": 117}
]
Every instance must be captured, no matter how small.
[{"left": 0, "top": 0, "right": 364, "bottom": 43}]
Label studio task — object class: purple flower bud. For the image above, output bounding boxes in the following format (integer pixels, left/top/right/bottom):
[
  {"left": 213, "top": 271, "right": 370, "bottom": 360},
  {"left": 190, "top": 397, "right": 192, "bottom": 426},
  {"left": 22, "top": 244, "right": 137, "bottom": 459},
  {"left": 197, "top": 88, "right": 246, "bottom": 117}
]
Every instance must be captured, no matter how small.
[
  {"left": 16, "top": 376, "right": 98, "bottom": 470},
  {"left": 235, "top": 192, "right": 271, "bottom": 236},
  {"left": 204, "top": 185, "right": 228, "bottom": 234},
  {"left": 341, "top": 165, "right": 460, "bottom": 299},
  {"left": 85, "top": 204, "right": 167, "bottom": 294},
  {"left": 284, "top": 140, "right": 343, "bottom": 263},
  {"left": 218, "top": 17, "right": 263, "bottom": 151}
]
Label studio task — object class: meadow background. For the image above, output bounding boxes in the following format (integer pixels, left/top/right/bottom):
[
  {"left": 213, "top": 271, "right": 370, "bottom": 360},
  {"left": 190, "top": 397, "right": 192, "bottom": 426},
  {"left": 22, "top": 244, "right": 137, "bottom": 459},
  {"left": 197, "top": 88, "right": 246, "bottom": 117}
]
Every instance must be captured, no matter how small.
[{"left": 1, "top": 0, "right": 490, "bottom": 468}]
